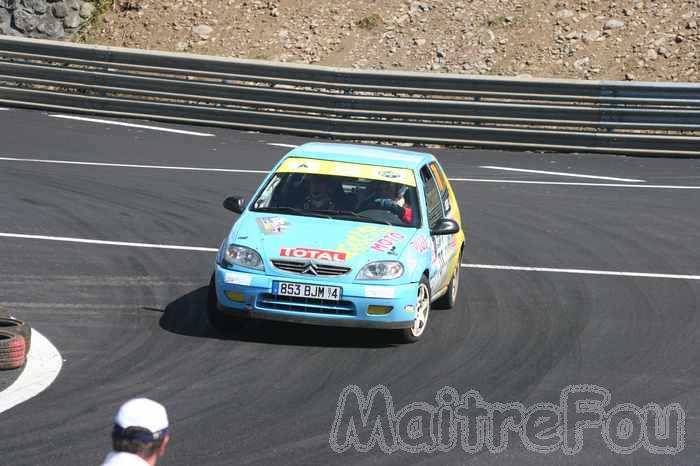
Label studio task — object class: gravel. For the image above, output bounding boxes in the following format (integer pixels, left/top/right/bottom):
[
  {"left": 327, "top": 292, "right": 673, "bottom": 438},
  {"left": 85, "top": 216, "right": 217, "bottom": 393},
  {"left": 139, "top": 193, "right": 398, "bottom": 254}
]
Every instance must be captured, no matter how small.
[{"left": 77, "top": 0, "right": 700, "bottom": 82}]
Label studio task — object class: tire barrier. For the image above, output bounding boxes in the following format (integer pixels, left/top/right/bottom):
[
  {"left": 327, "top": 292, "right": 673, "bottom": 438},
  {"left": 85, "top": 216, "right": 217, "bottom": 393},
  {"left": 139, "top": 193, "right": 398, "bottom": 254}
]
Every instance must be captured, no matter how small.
[
  {"left": 0, "top": 317, "right": 31, "bottom": 353},
  {"left": 0, "top": 330, "right": 27, "bottom": 371}
]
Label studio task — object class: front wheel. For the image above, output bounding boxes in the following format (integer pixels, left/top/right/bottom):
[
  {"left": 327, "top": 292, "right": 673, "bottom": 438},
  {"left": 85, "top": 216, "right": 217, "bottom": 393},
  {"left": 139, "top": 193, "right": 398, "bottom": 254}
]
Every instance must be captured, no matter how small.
[{"left": 398, "top": 276, "right": 431, "bottom": 343}]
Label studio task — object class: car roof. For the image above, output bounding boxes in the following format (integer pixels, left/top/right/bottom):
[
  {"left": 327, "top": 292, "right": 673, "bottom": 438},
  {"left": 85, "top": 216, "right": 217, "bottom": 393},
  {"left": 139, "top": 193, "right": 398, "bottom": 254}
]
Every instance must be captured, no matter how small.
[{"left": 283, "top": 142, "right": 435, "bottom": 170}]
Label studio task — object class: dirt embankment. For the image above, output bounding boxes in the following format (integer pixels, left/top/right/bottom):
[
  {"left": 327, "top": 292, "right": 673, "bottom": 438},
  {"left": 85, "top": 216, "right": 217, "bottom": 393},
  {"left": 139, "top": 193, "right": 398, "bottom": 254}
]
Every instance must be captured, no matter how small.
[{"left": 79, "top": 0, "right": 699, "bottom": 82}]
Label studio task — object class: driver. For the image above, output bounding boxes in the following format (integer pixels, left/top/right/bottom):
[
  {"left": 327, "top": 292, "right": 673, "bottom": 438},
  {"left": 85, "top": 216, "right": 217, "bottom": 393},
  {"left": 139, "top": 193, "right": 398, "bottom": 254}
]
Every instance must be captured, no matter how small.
[
  {"left": 368, "top": 181, "right": 413, "bottom": 224},
  {"left": 303, "top": 175, "right": 340, "bottom": 210}
]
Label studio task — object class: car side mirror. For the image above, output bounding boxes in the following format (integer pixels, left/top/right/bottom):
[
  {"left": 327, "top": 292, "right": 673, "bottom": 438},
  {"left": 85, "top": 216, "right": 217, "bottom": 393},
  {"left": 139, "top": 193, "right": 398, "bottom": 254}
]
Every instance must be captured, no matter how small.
[
  {"left": 223, "top": 196, "right": 246, "bottom": 214},
  {"left": 430, "top": 218, "right": 460, "bottom": 236}
]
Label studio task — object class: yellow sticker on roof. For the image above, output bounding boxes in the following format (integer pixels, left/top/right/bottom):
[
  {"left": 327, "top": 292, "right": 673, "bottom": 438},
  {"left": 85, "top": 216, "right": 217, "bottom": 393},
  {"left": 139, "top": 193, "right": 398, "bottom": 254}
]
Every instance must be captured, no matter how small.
[{"left": 277, "top": 157, "right": 416, "bottom": 187}]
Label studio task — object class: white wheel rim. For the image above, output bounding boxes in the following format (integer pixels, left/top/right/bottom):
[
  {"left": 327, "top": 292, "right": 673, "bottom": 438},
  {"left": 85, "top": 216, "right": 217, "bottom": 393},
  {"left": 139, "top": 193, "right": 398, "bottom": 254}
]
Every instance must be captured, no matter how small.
[
  {"left": 451, "top": 263, "right": 460, "bottom": 302},
  {"left": 411, "top": 283, "right": 430, "bottom": 337}
]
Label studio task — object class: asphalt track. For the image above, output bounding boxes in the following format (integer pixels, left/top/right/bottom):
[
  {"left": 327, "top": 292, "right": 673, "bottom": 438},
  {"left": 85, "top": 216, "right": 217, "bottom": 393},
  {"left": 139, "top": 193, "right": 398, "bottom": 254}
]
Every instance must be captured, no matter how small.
[{"left": 1, "top": 108, "right": 700, "bottom": 465}]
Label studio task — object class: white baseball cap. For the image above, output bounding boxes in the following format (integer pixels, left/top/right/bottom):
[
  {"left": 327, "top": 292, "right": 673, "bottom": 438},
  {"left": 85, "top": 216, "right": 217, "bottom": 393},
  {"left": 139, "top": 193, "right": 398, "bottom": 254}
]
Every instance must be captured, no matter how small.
[{"left": 114, "top": 398, "right": 169, "bottom": 434}]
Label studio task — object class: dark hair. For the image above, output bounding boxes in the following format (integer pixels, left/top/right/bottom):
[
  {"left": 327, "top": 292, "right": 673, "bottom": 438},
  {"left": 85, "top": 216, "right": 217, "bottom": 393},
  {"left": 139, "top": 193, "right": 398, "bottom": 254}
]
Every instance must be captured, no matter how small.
[{"left": 112, "top": 426, "right": 164, "bottom": 457}]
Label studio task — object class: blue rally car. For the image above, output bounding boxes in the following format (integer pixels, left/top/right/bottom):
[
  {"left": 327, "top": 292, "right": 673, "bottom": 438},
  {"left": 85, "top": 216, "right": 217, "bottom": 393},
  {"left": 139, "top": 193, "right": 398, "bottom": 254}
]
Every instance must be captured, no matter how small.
[{"left": 208, "top": 142, "right": 465, "bottom": 342}]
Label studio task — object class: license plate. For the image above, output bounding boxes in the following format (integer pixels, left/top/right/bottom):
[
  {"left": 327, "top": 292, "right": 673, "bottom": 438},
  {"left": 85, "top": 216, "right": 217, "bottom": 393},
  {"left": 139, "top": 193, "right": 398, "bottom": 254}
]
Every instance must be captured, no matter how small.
[{"left": 273, "top": 281, "right": 342, "bottom": 301}]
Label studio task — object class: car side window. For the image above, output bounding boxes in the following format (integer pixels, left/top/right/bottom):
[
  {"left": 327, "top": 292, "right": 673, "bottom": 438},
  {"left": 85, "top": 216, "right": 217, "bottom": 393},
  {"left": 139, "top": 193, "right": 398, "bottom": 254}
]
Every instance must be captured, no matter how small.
[
  {"left": 255, "top": 175, "right": 282, "bottom": 208},
  {"left": 420, "top": 165, "right": 443, "bottom": 229},
  {"left": 429, "top": 162, "right": 451, "bottom": 215}
]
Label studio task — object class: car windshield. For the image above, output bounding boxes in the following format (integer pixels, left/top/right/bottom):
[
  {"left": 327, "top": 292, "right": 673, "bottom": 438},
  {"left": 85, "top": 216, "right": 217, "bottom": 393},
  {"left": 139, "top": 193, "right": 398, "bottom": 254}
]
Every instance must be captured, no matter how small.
[{"left": 251, "top": 172, "right": 421, "bottom": 227}]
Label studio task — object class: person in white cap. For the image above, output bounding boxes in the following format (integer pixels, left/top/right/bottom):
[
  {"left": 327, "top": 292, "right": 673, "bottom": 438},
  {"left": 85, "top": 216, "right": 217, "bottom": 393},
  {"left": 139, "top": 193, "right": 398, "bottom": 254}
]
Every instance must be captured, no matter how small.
[{"left": 100, "top": 398, "right": 170, "bottom": 466}]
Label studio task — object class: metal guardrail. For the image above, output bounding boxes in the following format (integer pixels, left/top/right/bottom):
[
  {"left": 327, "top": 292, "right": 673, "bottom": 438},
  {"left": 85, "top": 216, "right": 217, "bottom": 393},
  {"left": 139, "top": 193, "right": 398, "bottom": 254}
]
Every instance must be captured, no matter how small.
[{"left": 0, "top": 36, "right": 698, "bottom": 156}]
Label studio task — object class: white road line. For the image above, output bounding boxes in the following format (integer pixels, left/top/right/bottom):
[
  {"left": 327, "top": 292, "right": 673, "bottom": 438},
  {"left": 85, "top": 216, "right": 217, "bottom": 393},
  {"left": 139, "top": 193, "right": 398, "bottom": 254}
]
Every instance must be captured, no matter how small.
[
  {"left": 0, "top": 157, "right": 268, "bottom": 174},
  {"left": 2, "top": 232, "right": 700, "bottom": 281},
  {"left": 1, "top": 156, "right": 698, "bottom": 190},
  {"left": 480, "top": 165, "right": 645, "bottom": 183},
  {"left": 448, "top": 178, "right": 700, "bottom": 189},
  {"left": 0, "top": 107, "right": 9, "bottom": 111},
  {"left": 461, "top": 263, "right": 700, "bottom": 280},
  {"left": 49, "top": 114, "right": 215, "bottom": 137},
  {"left": 0, "top": 329, "right": 62, "bottom": 414},
  {"left": 267, "top": 143, "right": 299, "bottom": 148},
  {"left": 0, "top": 233, "right": 218, "bottom": 252}
]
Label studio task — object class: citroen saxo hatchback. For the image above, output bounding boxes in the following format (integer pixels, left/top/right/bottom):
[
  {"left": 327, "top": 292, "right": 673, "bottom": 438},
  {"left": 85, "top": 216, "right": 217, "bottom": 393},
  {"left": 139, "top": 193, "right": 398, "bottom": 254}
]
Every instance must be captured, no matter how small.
[{"left": 208, "top": 143, "right": 465, "bottom": 342}]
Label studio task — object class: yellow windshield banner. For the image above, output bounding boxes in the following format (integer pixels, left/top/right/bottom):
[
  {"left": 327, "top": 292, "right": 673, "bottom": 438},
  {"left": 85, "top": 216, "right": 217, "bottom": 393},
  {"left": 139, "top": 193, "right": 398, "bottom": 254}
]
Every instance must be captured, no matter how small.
[{"left": 277, "top": 157, "right": 417, "bottom": 187}]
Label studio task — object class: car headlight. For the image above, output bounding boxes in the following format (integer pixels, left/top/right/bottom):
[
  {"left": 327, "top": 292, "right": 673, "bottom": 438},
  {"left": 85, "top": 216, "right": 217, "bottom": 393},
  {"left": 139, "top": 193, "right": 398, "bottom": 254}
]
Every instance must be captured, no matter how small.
[
  {"left": 356, "top": 261, "right": 404, "bottom": 280},
  {"left": 222, "top": 244, "right": 264, "bottom": 271}
]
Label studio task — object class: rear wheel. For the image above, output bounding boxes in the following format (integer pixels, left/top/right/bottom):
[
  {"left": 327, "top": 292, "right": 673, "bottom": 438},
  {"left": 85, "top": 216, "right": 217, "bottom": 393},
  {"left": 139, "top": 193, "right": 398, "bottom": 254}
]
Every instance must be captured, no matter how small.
[
  {"left": 207, "top": 274, "right": 246, "bottom": 332},
  {"left": 434, "top": 252, "right": 462, "bottom": 309},
  {"left": 398, "top": 276, "right": 431, "bottom": 343}
]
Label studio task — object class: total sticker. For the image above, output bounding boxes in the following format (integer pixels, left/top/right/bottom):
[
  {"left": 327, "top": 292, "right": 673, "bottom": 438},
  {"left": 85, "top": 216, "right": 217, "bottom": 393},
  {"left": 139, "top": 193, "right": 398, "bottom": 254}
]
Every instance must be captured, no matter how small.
[{"left": 280, "top": 247, "right": 347, "bottom": 262}]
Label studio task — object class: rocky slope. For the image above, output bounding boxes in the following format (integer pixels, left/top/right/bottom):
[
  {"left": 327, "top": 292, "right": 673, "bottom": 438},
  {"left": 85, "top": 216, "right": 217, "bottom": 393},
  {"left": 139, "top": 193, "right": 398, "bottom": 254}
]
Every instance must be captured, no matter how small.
[
  {"left": 1, "top": 0, "right": 97, "bottom": 39},
  {"left": 79, "top": 0, "right": 699, "bottom": 81}
]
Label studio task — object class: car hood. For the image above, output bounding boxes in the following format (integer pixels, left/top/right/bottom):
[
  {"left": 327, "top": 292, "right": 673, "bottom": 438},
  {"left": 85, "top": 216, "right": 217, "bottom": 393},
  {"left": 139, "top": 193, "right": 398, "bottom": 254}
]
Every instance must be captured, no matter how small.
[{"left": 230, "top": 212, "right": 417, "bottom": 273}]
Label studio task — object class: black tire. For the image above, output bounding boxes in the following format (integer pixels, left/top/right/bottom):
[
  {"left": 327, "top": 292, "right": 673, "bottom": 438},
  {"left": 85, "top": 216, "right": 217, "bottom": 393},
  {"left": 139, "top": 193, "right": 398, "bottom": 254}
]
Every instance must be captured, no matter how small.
[
  {"left": 397, "top": 275, "right": 431, "bottom": 343},
  {"left": 207, "top": 274, "right": 246, "bottom": 332},
  {"left": 434, "top": 251, "right": 462, "bottom": 310},
  {"left": 0, "top": 330, "right": 26, "bottom": 370},
  {"left": 0, "top": 317, "right": 31, "bottom": 353}
]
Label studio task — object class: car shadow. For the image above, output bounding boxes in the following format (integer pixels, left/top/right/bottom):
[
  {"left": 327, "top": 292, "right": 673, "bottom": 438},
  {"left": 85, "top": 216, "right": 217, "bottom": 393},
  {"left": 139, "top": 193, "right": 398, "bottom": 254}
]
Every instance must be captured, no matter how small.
[{"left": 159, "top": 286, "right": 397, "bottom": 348}]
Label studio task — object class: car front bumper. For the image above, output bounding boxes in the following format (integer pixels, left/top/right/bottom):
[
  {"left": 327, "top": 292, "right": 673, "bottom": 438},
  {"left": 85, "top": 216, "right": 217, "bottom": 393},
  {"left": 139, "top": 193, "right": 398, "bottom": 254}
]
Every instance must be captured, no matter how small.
[{"left": 214, "top": 265, "right": 417, "bottom": 329}]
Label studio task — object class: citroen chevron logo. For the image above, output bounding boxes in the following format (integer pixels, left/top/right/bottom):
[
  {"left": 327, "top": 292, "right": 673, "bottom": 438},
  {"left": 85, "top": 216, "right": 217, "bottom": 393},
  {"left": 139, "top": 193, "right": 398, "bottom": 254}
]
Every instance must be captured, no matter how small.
[{"left": 303, "top": 262, "right": 318, "bottom": 275}]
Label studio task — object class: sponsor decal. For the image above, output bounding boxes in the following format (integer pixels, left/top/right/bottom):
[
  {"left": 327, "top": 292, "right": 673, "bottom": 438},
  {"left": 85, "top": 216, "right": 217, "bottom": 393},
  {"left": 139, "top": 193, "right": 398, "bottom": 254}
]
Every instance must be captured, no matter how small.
[
  {"left": 430, "top": 235, "right": 450, "bottom": 266},
  {"left": 410, "top": 235, "right": 430, "bottom": 253},
  {"left": 333, "top": 165, "right": 362, "bottom": 176},
  {"left": 278, "top": 158, "right": 417, "bottom": 186},
  {"left": 280, "top": 247, "right": 347, "bottom": 262},
  {"left": 256, "top": 216, "right": 289, "bottom": 235},
  {"left": 337, "top": 225, "right": 393, "bottom": 259},
  {"left": 429, "top": 234, "right": 455, "bottom": 290},
  {"left": 288, "top": 160, "right": 320, "bottom": 171},
  {"left": 377, "top": 169, "right": 401, "bottom": 179},
  {"left": 371, "top": 232, "right": 405, "bottom": 253}
]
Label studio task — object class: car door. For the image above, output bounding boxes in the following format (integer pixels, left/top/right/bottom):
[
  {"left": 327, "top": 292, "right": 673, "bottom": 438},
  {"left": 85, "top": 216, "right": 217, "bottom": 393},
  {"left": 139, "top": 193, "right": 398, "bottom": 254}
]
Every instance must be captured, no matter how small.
[
  {"left": 420, "top": 164, "right": 450, "bottom": 294},
  {"left": 425, "top": 161, "right": 464, "bottom": 293}
]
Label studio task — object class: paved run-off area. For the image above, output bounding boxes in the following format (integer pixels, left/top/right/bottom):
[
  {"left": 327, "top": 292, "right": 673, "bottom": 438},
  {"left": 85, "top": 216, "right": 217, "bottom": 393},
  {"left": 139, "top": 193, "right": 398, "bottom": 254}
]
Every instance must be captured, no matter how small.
[{"left": 0, "top": 107, "right": 699, "bottom": 465}]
